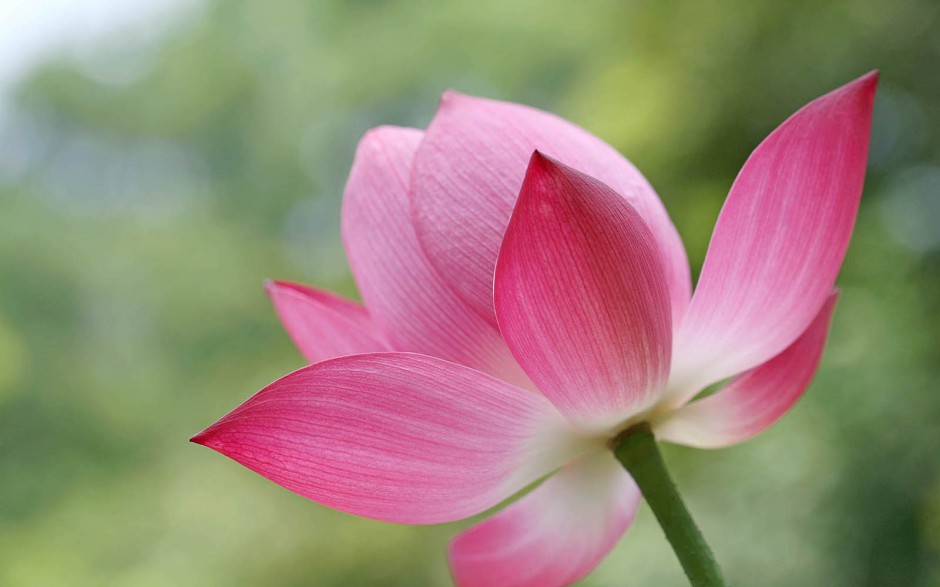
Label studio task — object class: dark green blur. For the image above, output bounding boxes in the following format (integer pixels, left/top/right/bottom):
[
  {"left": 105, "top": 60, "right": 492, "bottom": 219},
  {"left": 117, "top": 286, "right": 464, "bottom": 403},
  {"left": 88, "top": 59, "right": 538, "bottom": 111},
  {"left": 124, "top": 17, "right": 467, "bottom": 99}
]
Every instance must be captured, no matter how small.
[{"left": 1, "top": 0, "right": 938, "bottom": 585}]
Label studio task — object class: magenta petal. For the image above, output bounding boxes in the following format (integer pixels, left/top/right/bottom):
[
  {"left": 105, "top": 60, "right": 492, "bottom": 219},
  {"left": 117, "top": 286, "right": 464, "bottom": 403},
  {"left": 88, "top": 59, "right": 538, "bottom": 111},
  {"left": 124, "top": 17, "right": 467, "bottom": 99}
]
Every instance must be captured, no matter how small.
[
  {"left": 191, "top": 353, "right": 589, "bottom": 524},
  {"left": 495, "top": 153, "right": 672, "bottom": 431},
  {"left": 449, "top": 452, "right": 638, "bottom": 587},
  {"left": 266, "top": 280, "right": 390, "bottom": 363},
  {"left": 669, "top": 73, "right": 876, "bottom": 402},
  {"left": 342, "top": 126, "right": 531, "bottom": 388},
  {"left": 657, "top": 293, "right": 838, "bottom": 448},
  {"left": 411, "top": 91, "right": 691, "bottom": 328}
]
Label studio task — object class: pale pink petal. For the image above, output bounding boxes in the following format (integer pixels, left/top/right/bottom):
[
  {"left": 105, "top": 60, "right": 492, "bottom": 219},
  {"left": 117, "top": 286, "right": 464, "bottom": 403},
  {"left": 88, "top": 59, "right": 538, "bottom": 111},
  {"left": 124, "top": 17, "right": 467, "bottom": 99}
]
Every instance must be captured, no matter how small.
[
  {"left": 265, "top": 280, "right": 390, "bottom": 363},
  {"left": 191, "top": 353, "right": 591, "bottom": 524},
  {"left": 449, "top": 451, "right": 638, "bottom": 587},
  {"left": 342, "top": 126, "right": 531, "bottom": 388},
  {"left": 411, "top": 91, "right": 690, "bottom": 328},
  {"left": 656, "top": 293, "right": 838, "bottom": 448},
  {"left": 668, "top": 73, "right": 877, "bottom": 403},
  {"left": 495, "top": 153, "right": 672, "bottom": 432}
]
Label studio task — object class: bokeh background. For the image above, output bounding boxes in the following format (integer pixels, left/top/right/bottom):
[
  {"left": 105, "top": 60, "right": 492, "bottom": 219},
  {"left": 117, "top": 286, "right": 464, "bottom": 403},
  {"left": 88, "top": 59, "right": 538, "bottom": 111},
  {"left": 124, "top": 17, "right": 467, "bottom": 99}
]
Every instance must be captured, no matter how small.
[{"left": 1, "top": 0, "right": 938, "bottom": 585}]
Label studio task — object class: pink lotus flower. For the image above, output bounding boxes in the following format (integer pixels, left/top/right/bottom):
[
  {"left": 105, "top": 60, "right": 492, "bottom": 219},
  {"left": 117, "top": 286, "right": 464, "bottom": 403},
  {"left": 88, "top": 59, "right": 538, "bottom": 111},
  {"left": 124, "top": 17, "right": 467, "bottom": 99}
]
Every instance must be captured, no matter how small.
[{"left": 193, "top": 72, "right": 877, "bottom": 586}]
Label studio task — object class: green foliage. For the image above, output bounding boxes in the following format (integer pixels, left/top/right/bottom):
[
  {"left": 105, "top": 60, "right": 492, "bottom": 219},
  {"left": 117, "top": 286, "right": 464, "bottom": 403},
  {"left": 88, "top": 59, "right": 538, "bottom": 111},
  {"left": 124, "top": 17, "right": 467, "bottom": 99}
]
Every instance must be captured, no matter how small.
[{"left": 1, "top": 0, "right": 938, "bottom": 585}]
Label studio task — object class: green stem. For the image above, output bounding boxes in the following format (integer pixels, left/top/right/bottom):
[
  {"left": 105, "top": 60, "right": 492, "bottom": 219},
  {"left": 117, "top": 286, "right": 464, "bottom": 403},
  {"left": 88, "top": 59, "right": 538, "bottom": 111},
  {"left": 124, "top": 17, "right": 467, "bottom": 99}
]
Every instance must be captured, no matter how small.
[{"left": 613, "top": 422, "right": 727, "bottom": 587}]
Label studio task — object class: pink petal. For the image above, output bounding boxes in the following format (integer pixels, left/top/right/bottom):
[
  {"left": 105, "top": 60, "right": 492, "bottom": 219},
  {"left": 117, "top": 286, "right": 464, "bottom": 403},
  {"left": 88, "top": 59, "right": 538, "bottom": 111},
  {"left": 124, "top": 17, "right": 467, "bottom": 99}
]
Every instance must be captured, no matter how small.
[
  {"left": 342, "top": 126, "right": 531, "bottom": 388},
  {"left": 495, "top": 153, "right": 672, "bottom": 432},
  {"left": 265, "top": 280, "right": 390, "bottom": 363},
  {"left": 449, "top": 451, "right": 639, "bottom": 587},
  {"left": 191, "top": 353, "right": 591, "bottom": 524},
  {"left": 656, "top": 292, "right": 838, "bottom": 448},
  {"left": 411, "top": 91, "right": 690, "bottom": 329},
  {"left": 668, "top": 72, "right": 877, "bottom": 403}
]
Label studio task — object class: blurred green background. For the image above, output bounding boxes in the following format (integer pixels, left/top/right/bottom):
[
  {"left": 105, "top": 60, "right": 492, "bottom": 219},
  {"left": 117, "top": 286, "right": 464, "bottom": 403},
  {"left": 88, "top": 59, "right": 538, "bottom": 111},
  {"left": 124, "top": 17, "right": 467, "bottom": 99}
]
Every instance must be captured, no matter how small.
[{"left": 1, "top": 0, "right": 938, "bottom": 585}]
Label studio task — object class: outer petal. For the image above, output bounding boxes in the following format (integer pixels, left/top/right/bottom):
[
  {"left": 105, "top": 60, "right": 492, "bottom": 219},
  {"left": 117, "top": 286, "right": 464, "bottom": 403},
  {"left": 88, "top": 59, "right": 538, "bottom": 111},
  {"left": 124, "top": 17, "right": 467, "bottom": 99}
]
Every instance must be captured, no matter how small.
[
  {"left": 495, "top": 153, "right": 672, "bottom": 432},
  {"left": 411, "top": 91, "right": 690, "bottom": 328},
  {"left": 191, "top": 353, "right": 592, "bottom": 524},
  {"left": 342, "top": 126, "right": 531, "bottom": 388},
  {"left": 265, "top": 280, "right": 390, "bottom": 363},
  {"left": 449, "top": 451, "right": 639, "bottom": 587},
  {"left": 668, "top": 72, "right": 877, "bottom": 403},
  {"left": 656, "top": 293, "right": 838, "bottom": 448}
]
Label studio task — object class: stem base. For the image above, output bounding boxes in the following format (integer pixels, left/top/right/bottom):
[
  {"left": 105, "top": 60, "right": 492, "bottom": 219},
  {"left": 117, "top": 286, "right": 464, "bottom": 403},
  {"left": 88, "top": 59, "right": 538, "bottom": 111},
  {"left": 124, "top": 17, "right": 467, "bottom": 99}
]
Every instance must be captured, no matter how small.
[{"left": 614, "top": 423, "right": 727, "bottom": 587}]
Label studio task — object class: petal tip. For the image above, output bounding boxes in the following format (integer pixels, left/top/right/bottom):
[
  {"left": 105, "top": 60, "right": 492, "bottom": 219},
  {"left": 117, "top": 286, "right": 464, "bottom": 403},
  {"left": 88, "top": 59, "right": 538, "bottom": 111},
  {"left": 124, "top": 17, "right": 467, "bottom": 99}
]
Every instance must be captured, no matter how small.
[
  {"left": 440, "top": 89, "right": 470, "bottom": 109},
  {"left": 264, "top": 279, "right": 300, "bottom": 301},
  {"left": 436, "top": 90, "right": 500, "bottom": 117},
  {"left": 516, "top": 151, "right": 564, "bottom": 210},
  {"left": 835, "top": 71, "right": 879, "bottom": 109},
  {"left": 520, "top": 151, "right": 598, "bottom": 203},
  {"left": 527, "top": 148, "right": 549, "bottom": 169},
  {"left": 190, "top": 425, "right": 227, "bottom": 452},
  {"left": 849, "top": 70, "right": 880, "bottom": 99},
  {"left": 189, "top": 429, "right": 212, "bottom": 446},
  {"left": 524, "top": 150, "right": 567, "bottom": 180},
  {"left": 859, "top": 69, "right": 880, "bottom": 87}
]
